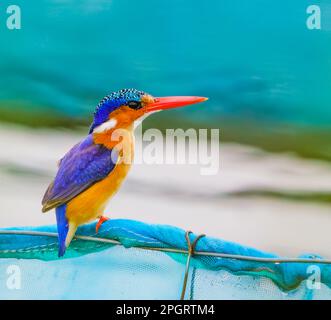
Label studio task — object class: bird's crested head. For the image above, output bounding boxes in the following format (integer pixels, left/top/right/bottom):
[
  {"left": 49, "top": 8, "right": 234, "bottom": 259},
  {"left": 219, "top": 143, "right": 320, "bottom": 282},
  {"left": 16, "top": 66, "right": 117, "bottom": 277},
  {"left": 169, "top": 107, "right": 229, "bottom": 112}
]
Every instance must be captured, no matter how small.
[
  {"left": 90, "top": 88, "right": 208, "bottom": 134},
  {"left": 90, "top": 88, "right": 149, "bottom": 133}
]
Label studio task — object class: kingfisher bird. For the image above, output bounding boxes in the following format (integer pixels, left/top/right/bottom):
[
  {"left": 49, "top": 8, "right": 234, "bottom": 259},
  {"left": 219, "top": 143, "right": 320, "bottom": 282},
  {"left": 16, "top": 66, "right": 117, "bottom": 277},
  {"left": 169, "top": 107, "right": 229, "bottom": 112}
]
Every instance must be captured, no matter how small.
[{"left": 42, "top": 88, "right": 207, "bottom": 257}]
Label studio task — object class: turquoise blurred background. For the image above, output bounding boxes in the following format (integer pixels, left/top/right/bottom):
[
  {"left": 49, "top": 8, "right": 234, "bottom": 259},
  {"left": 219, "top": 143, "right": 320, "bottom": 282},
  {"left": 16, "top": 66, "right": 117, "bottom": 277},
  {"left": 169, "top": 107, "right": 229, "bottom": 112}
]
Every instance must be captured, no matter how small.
[{"left": 1, "top": 0, "right": 331, "bottom": 159}]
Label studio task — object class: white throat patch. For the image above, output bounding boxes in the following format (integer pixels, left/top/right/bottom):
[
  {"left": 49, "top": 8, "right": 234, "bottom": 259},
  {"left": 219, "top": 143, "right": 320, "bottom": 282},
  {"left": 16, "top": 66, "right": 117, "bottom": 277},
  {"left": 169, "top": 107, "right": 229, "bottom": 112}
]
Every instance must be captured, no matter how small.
[
  {"left": 93, "top": 118, "right": 117, "bottom": 133},
  {"left": 134, "top": 111, "right": 159, "bottom": 129}
]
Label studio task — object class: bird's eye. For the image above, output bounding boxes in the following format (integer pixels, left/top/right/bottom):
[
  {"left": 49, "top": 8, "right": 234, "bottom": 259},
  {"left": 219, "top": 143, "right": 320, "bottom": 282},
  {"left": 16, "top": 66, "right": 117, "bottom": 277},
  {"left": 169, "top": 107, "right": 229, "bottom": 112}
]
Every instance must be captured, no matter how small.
[{"left": 127, "top": 101, "right": 142, "bottom": 110}]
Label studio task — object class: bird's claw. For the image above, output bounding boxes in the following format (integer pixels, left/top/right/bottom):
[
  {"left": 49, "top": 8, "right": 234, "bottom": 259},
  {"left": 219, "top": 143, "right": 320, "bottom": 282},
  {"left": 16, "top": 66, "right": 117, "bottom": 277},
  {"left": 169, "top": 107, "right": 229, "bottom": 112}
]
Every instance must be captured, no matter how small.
[{"left": 96, "top": 216, "right": 109, "bottom": 233}]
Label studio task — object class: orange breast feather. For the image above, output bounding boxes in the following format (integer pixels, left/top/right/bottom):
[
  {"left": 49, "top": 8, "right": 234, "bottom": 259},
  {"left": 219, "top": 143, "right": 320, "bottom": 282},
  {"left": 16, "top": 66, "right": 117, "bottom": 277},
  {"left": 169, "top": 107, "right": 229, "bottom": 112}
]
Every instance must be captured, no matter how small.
[{"left": 66, "top": 161, "right": 131, "bottom": 225}]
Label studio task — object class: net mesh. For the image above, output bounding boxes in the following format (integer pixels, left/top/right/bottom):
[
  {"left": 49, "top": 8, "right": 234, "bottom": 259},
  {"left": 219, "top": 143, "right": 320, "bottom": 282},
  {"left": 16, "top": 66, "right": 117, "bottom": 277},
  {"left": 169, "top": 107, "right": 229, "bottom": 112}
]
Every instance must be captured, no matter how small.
[{"left": 0, "top": 219, "right": 330, "bottom": 299}]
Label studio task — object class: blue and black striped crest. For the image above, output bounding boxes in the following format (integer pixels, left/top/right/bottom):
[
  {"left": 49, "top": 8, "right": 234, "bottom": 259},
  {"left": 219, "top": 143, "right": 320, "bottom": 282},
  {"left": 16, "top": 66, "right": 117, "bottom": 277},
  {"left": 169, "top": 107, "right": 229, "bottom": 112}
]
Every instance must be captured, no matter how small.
[{"left": 89, "top": 88, "right": 146, "bottom": 133}]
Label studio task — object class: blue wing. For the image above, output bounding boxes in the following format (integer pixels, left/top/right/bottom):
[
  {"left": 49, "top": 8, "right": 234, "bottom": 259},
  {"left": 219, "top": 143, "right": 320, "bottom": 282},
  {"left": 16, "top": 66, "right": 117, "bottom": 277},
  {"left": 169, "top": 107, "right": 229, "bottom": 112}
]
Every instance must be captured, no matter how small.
[{"left": 42, "top": 135, "right": 118, "bottom": 212}]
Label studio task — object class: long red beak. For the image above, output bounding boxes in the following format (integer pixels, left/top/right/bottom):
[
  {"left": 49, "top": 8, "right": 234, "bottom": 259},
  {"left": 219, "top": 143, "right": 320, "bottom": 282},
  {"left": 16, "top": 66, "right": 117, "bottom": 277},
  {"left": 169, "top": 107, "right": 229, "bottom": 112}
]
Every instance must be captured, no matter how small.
[{"left": 146, "top": 96, "right": 208, "bottom": 112}]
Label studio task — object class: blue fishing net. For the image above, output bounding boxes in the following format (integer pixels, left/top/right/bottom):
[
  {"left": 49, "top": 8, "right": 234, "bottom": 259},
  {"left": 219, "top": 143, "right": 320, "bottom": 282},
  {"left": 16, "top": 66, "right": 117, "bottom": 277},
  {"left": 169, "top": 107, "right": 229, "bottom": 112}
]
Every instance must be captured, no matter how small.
[{"left": 0, "top": 219, "right": 330, "bottom": 299}]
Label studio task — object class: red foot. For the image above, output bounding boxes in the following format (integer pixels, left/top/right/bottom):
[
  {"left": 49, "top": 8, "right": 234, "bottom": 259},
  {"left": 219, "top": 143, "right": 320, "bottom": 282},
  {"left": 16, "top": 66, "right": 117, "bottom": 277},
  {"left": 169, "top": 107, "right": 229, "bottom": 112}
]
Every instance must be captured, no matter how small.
[{"left": 96, "top": 216, "right": 110, "bottom": 233}]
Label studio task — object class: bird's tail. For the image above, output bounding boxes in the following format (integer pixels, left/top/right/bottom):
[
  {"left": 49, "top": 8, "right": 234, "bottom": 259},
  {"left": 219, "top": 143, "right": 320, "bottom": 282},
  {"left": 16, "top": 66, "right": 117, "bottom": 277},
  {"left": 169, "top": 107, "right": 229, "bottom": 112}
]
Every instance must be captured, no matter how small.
[
  {"left": 56, "top": 204, "right": 68, "bottom": 257},
  {"left": 56, "top": 204, "right": 77, "bottom": 257}
]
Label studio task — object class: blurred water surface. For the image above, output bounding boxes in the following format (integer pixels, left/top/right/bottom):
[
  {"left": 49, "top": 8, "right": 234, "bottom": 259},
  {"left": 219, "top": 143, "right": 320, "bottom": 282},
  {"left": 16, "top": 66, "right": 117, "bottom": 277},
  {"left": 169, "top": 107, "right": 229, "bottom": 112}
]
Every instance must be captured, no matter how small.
[{"left": 1, "top": 0, "right": 330, "bottom": 129}]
